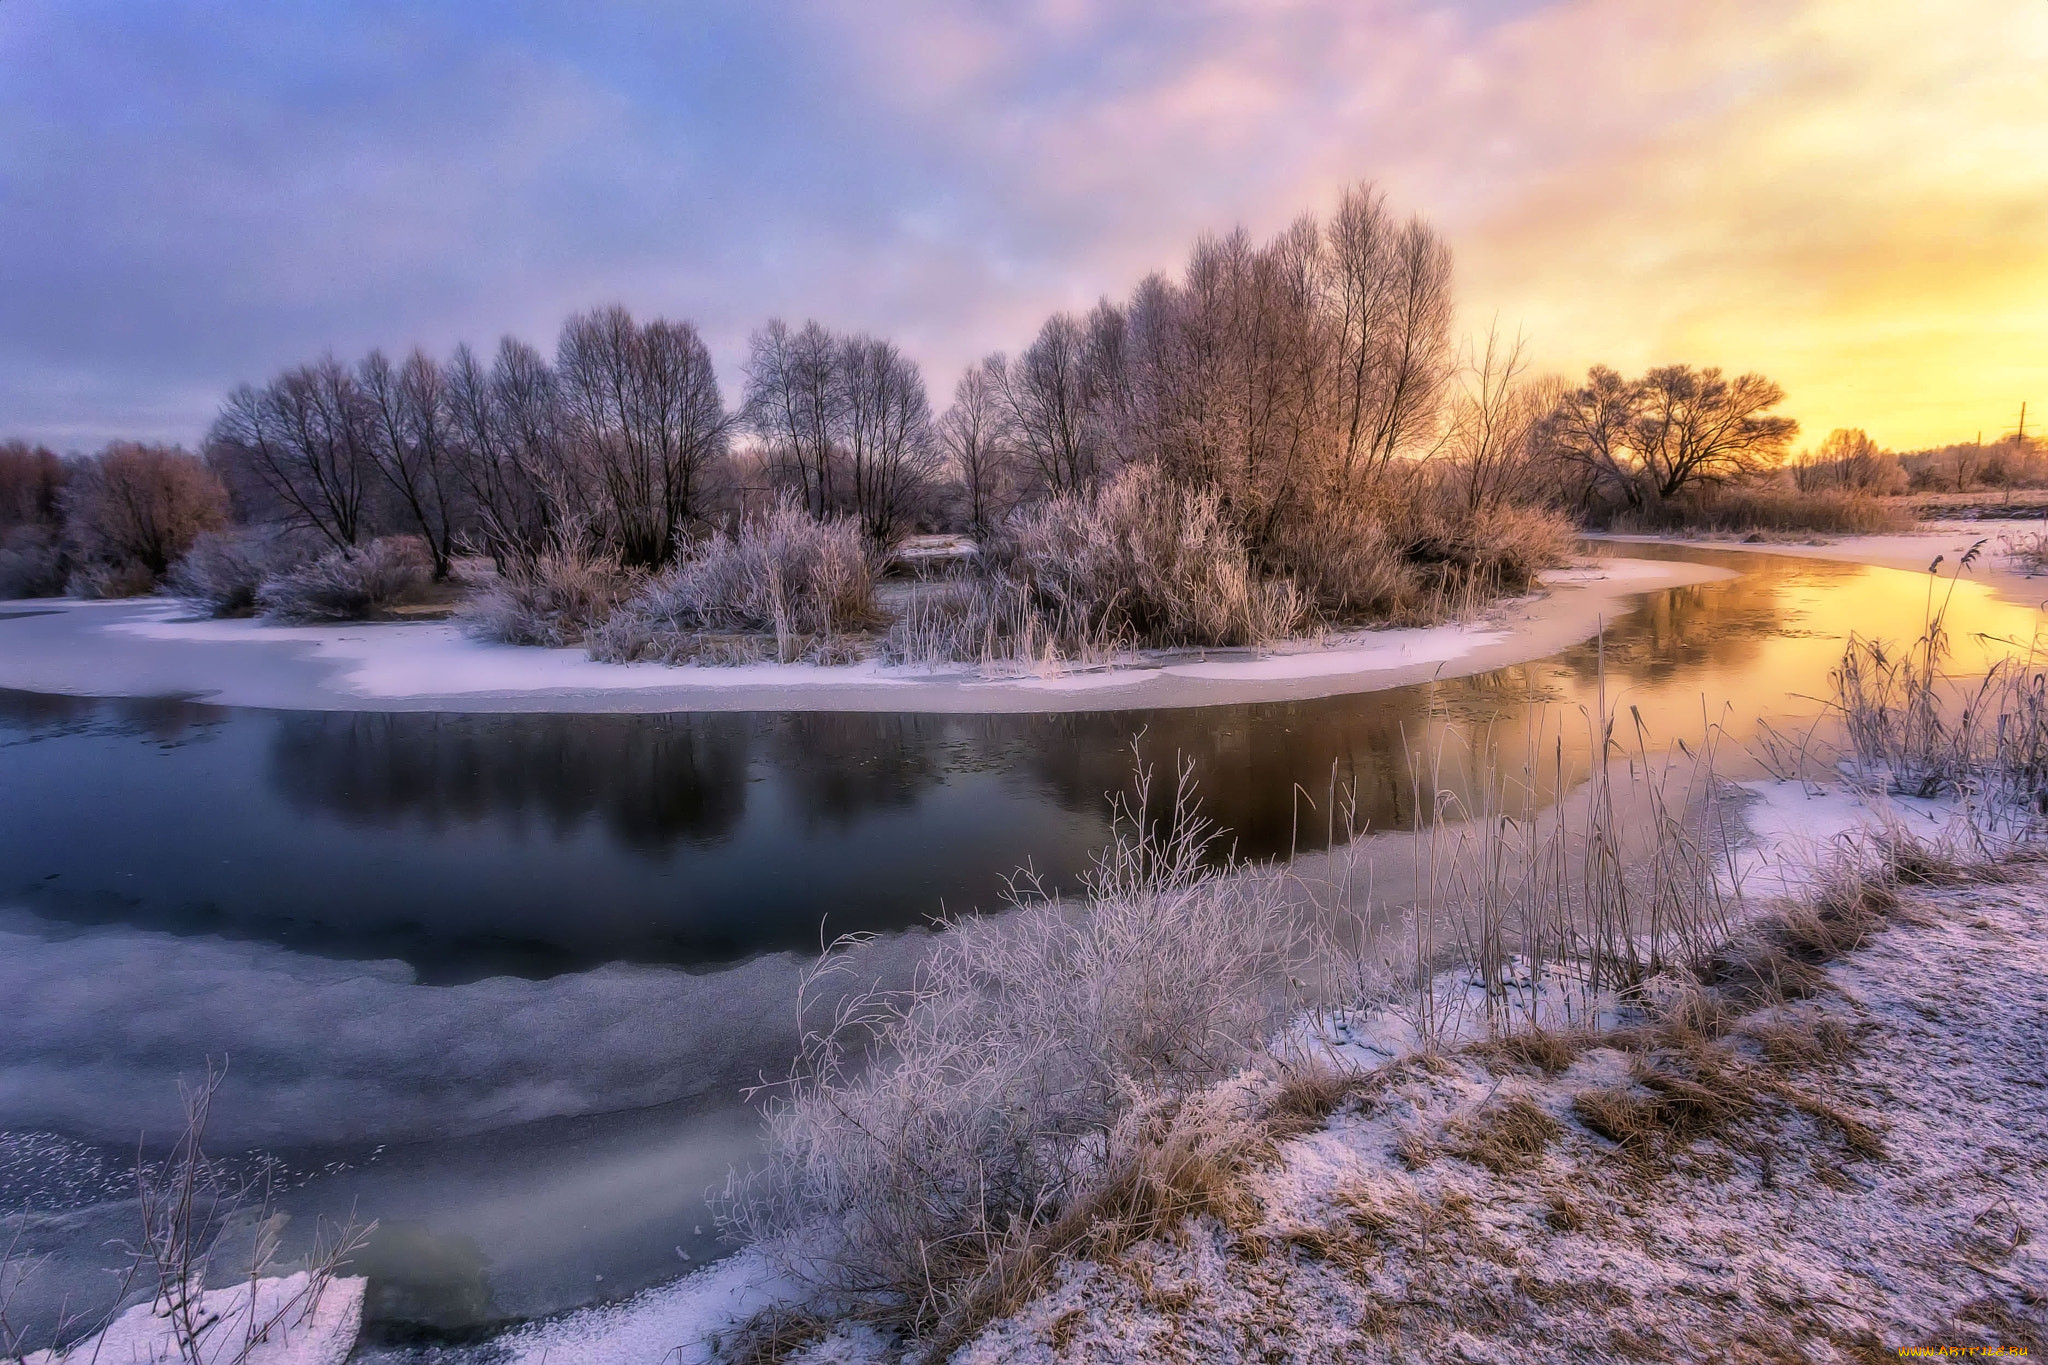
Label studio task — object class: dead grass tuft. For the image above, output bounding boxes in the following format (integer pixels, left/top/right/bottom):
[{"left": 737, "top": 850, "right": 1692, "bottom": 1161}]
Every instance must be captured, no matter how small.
[
  {"left": 1542, "top": 1189, "right": 1591, "bottom": 1234},
  {"left": 715, "top": 1307, "right": 835, "bottom": 1365},
  {"left": 1705, "top": 870, "right": 1893, "bottom": 1007},
  {"left": 1392, "top": 1124, "right": 1436, "bottom": 1171},
  {"left": 1444, "top": 1093, "right": 1563, "bottom": 1174},
  {"left": 923, "top": 1087, "right": 1274, "bottom": 1360},
  {"left": 1263, "top": 1065, "right": 1369, "bottom": 1139},
  {"left": 1741, "top": 1010, "right": 1854, "bottom": 1070},
  {"left": 1575, "top": 1030, "right": 1886, "bottom": 1167},
  {"left": 1477, "top": 1029, "right": 1585, "bottom": 1075}
]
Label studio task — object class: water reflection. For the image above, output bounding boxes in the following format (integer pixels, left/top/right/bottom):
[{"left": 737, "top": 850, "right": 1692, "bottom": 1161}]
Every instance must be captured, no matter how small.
[
  {"left": 1, "top": 548, "right": 2038, "bottom": 981},
  {"left": 269, "top": 711, "right": 754, "bottom": 849}
]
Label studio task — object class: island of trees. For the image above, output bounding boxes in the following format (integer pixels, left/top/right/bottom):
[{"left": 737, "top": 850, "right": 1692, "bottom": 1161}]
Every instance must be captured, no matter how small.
[{"left": 4, "top": 182, "right": 2021, "bottom": 665}]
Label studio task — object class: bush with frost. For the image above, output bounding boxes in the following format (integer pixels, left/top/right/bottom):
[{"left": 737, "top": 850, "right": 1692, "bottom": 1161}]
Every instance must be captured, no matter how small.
[
  {"left": 992, "top": 463, "right": 1309, "bottom": 651},
  {"left": 0, "top": 525, "right": 66, "bottom": 598},
  {"left": 590, "top": 497, "right": 879, "bottom": 664},
  {"left": 167, "top": 527, "right": 320, "bottom": 617},
  {"left": 256, "top": 536, "right": 431, "bottom": 622},
  {"left": 720, "top": 763, "right": 1303, "bottom": 1341},
  {"left": 461, "top": 545, "right": 635, "bottom": 647}
]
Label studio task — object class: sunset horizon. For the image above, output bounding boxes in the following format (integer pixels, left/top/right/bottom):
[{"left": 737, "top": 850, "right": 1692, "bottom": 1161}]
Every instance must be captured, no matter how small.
[{"left": 4, "top": 1, "right": 2041, "bottom": 453}]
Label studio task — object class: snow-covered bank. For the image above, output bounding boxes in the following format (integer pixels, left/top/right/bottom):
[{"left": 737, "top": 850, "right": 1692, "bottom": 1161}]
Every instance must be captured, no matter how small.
[
  {"left": 484, "top": 1250, "right": 800, "bottom": 1365},
  {"left": 26, "top": 1271, "right": 366, "bottom": 1365},
  {"left": 452, "top": 769, "right": 2048, "bottom": 1365},
  {"left": 1594, "top": 519, "right": 2048, "bottom": 609},
  {"left": 946, "top": 868, "right": 2048, "bottom": 1362},
  {"left": 0, "top": 557, "right": 1732, "bottom": 713}
]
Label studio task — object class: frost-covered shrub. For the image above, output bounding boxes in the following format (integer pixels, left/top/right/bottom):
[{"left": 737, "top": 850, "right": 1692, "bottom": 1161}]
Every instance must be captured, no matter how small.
[
  {"left": 461, "top": 547, "right": 634, "bottom": 647},
  {"left": 590, "top": 498, "right": 879, "bottom": 664},
  {"left": 1265, "top": 475, "right": 1575, "bottom": 621},
  {"left": 67, "top": 559, "right": 159, "bottom": 599},
  {"left": 167, "top": 528, "right": 319, "bottom": 617},
  {"left": 985, "top": 463, "right": 1307, "bottom": 652},
  {"left": 720, "top": 769, "right": 1301, "bottom": 1342},
  {"left": 1399, "top": 494, "right": 1579, "bottom": 600},
  {"left": 0, "top": 526, "right": 66, "bottom": 598},
  {"left": 256, "top": 536, "right": 431, "bottom": 622}
]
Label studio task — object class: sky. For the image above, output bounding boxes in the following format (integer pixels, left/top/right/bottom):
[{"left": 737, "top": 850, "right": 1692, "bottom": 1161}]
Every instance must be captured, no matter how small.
[{"left": 1, "top": 0, "right": 2042, "bottom": 453}]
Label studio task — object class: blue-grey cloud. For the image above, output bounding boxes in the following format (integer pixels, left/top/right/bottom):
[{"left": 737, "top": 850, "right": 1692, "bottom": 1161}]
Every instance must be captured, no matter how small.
[{"left": 1, "top": 0, "right": 2041, "bottom": 450}]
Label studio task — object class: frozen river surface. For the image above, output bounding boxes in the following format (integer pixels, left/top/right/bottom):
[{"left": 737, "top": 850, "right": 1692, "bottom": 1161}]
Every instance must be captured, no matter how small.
[{"left": 2, "top": 543, "right": 2040, "bottom": 1351}]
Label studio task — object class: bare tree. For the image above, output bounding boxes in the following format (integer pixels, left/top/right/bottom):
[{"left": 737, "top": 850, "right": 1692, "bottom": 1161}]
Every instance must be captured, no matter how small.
[
  {"left": 1633, "top": 365, "right": 1798, "bottom": 500},
  {"left": 1000, "top": 313, "right": 1098, "bottom": 496},
  {"left": 1544, "top": 366, "right": 1652, "bottom": 511},
  {"left": 1326, "top": 185, "right": 1455, "bottom": 482},
  {"left": 448, "top": 342, "right": 538, "bottom": 565},
  {"left": 1441, "top": 324, "right": 1547, "bottom": 511},
  {"left": 0, "top": 441, "right": 68, "bottom": 530},
  {"left": 743, "top": 319, "right": 843, "bottom": 519},
  {"left": 360, "top": 348, "right": 462, "bottom": 577},
  {"left": 937, "top": 355, "right": 1016, "bottom": 540},
  {"left": 837, "top": 333, "right": 941, "bottom": 544},
  {"left": 1794, "top": 428, "right": 1904, "bottom": 495},
  {"left": 557, "top": 305, "right": 730, "bottom": 566},
  {"left": 208, "top": 359, "right": 374, "bottom": 550}
]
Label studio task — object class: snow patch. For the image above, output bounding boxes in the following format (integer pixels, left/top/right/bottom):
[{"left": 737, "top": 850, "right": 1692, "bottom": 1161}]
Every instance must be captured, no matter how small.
[
  {"left": 492, "top": 1250, "right": 793, "bottom": 1365},
  {"left": 26, "top": 1272, "right": 364, "bottom": 1365}
]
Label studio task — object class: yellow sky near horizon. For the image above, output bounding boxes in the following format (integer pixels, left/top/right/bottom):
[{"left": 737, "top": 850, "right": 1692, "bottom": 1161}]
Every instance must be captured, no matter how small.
[{"left": 1454, "top": 0, "right": 2048, "bottom": 452}]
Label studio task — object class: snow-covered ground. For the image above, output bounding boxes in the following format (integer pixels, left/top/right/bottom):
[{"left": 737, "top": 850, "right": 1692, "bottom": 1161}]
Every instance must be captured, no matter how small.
[
  {"left": 0, "top": 557, "right": 1732, "bottom": 713},
  {"left": 945, "top": 866, "right": 2048, "bottom": 1361},
  {"left": 1594, "top": 518, "right": 2048, "bottom": 610},
  {"left": 430, "top": 778, "right": 2048, "bottom": 1362},
  {"left": 27, "top": 1271, "right": 366, "bottom": 1365}
]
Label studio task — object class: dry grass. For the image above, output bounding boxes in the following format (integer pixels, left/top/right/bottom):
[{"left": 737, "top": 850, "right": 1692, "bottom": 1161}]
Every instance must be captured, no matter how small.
[
  {"left": 717, "top": 759, "right": 1308, "bottom": 1349},
  {"left": 591, "top": 497, "right": 880, "bottom": 665},
  {"left": 255, "top": 535, "right": 432, "bottom": 621},
  {"left": 1443, "top": 1093, "right": 1562, "bottom": 1173},
  {"left": 1474, "top": 1028, "right": 1587, "bottom": 1075},
  {"left": 1828, "top": 555, "right": 2048, "bottom": 830},
  {"left": 460, "top": 543, "right": 634, "bottom": 646},
  {"left": 1603, "top": 485, "right": 1912, "bottom": 536},
  {"left": 1997, "top": 529, "right": 2048, "bottom": 578}
]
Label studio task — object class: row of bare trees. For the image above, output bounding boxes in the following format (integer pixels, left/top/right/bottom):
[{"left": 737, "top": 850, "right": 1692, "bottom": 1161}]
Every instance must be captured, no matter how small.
[
  {"left": 209, "top": 306, "right": 735, "bottom": 574},
  {"left": 15, "top": 180, "right": 1803, "bottom": 608},
  {"left": 913, "top": 183, "right": 1797, "bottom": 545}
]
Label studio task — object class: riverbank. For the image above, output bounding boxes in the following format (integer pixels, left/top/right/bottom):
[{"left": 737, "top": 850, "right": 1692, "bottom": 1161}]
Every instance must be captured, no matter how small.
[
  {"left": 0, "top": 557, "right": 1732, "bottom": 714},
  {"left": 1594, "top": 517, "right": 2048, "bottom": 610},
  {"left": 494, "top": 843, "right": 2048, "bottom": 1363},
  {"left": 947, "top": 865, "right": 2048, "bottom": 1362}
]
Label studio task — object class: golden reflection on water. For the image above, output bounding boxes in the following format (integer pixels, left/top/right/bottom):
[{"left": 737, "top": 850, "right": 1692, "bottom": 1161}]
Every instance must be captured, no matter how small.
[{"left": 1104, "top": 550, "right": 2048, "bottom": 854}]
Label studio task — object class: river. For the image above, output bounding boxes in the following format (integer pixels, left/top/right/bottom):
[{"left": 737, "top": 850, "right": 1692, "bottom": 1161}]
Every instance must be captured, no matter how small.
[{"left": 0, "top": 544, "right": 2038, "bottom": 1349}]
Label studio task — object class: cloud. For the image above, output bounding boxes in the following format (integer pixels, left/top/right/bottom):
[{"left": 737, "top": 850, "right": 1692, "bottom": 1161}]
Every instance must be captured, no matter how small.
[{"left": 0, "top": 0, "right": 2038, "bottom": 449}]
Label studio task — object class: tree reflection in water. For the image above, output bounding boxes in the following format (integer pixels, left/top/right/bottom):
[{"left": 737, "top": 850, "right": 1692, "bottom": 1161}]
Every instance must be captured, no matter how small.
[{"left": 5, "top": 549, "right": 2032, "bottom": 980}]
